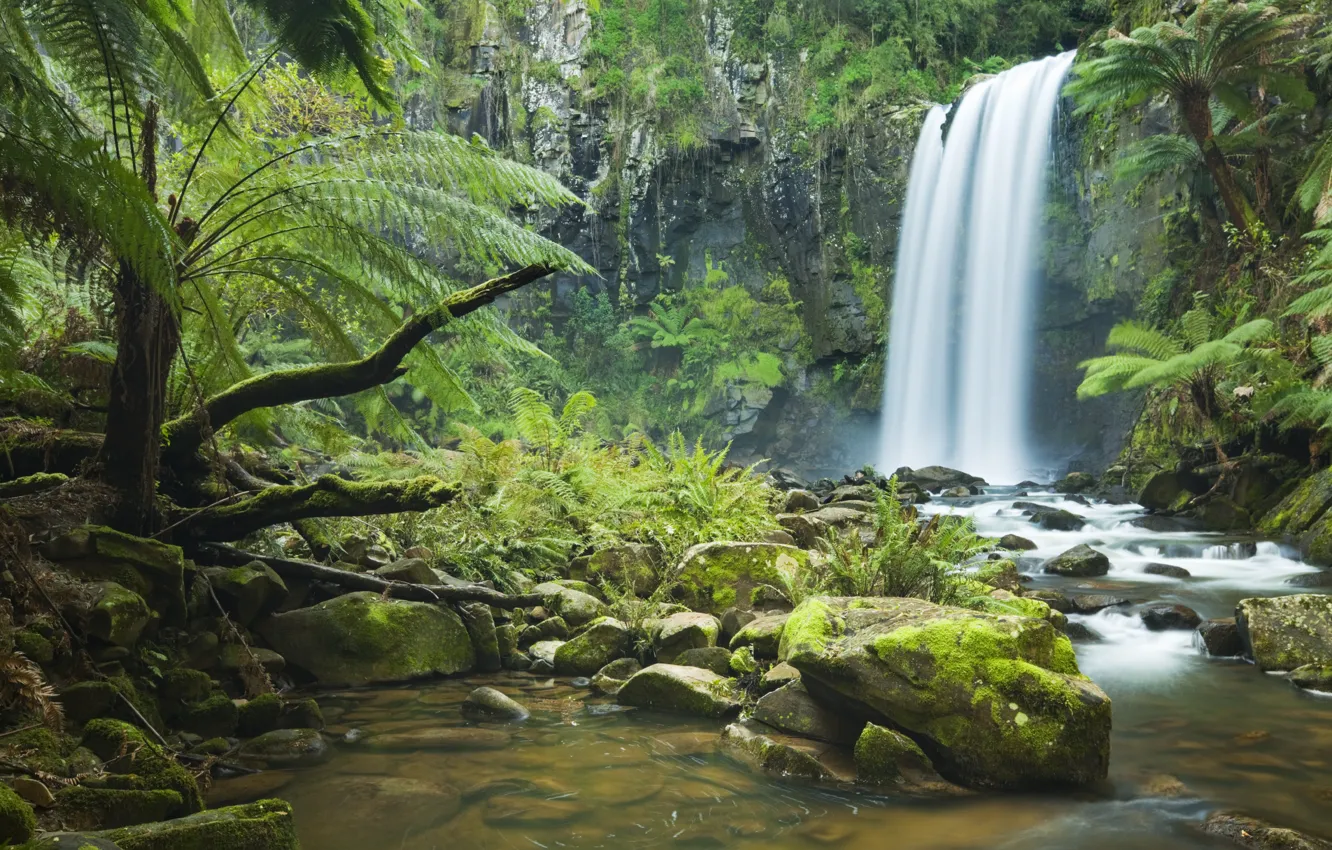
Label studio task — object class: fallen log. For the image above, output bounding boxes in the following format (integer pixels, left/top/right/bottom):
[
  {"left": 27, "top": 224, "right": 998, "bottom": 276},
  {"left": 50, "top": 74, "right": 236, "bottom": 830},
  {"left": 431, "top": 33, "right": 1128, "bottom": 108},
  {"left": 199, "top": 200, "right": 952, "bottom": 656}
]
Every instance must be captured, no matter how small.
[{"left": 196, "top": 543, "right": 543, "bottom": 609}]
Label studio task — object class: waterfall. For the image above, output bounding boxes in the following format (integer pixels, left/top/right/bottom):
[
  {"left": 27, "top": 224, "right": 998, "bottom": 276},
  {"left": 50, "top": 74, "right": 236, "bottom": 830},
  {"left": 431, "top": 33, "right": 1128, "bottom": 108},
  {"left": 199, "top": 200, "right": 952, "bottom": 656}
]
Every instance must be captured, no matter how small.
[{"left": 878, "top": 52, "right": 1075, "bottom": 483}]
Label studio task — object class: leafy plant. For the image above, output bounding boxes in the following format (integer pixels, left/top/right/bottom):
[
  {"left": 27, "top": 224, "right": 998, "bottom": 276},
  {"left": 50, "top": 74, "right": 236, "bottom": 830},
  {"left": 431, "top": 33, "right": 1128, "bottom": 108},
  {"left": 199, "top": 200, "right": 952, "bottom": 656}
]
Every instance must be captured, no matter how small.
[{"left": 815, "top": 480, "right": 986, "bottom": 603}]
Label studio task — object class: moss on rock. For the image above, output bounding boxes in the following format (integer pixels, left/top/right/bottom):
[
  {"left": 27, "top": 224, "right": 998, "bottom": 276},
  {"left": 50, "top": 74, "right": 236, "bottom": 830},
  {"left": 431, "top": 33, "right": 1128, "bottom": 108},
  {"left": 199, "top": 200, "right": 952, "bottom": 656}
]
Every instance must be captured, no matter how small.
[
  {"left": 1236, "top": 594, "right": 1332, "bottom": 671},
  {"left": 237, "top": 693, "right": 283, "bottom": 737},
  {"left": 616, "top": 664, "right": 740, "bottom": 718},
  {"left": 777, "top": 600, "right": 841, "bottom": 662},
  {"left": 80, "top": 720, "right": 202, "bottom": 815},
  {"left": 256, "top": 591, "right": 475, "bottom": 686},
  {"left": 553, "top": 617, "right": 631, "bottom": 676},
  {"left": 784, "top": 596, "right": 1110, "bottom": 790},
  {"left": 178, "top": 692, "right": 238, "bottom": 739},
  {"left": 54, "top": 786, "right": 181, "bottom": 831},
  {"left": 42, "top": 526, "right": 187, "bottom": 625},
  {"left": 0, "top": 781, "right": 36, "bottom": 844},
  {"left": 651, "top": 611, "right": 720, "bottom": 663},
  {"left": 94, "top": 799, "right": 299, "bottom": 850},
  {"left": 675, "top": 542, "right": 811, "bottom": 613}
]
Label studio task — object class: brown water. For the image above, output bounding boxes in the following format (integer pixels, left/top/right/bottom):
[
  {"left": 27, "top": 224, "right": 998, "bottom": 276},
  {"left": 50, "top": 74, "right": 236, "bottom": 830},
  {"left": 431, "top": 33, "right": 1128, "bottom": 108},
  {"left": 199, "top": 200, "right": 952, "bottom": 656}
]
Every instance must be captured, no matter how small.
[{"left": 210, "top": 491, "right": 1332, "bottom": 849}]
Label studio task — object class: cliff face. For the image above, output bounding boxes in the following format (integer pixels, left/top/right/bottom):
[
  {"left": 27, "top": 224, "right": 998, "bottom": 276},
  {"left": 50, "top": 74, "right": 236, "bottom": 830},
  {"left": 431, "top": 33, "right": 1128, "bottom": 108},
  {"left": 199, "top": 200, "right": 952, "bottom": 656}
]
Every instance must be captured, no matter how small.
[{"left": 428, "top": 0, "right": 1174, "bottom": 478}]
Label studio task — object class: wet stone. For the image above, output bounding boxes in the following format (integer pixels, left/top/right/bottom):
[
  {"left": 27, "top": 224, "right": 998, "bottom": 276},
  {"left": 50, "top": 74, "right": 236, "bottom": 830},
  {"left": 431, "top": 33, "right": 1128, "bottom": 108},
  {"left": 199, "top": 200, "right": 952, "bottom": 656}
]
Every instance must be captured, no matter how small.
[
  {"left": 364, "top": 727, "right": 511, "bottom": 751},
  {"left": 1144, "top": 562, "right": 1192, "bottom": 578},
  {"left": 1140, "top": 603, "right": 1202, "bottom": 631},
  {"left": 1197, "top": 618, "right": 1244, "bottom": 656}
]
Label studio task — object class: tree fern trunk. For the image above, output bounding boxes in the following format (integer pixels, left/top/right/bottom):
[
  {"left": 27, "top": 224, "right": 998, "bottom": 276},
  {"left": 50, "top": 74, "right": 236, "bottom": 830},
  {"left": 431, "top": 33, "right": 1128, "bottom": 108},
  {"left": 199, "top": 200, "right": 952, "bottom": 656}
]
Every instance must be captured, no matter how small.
[
  {"left": 1181, "top": 98, "right": 1259, "bottom": 238},
  {"left": 101, "top": 261, "right": 177, "bottom": 535}
]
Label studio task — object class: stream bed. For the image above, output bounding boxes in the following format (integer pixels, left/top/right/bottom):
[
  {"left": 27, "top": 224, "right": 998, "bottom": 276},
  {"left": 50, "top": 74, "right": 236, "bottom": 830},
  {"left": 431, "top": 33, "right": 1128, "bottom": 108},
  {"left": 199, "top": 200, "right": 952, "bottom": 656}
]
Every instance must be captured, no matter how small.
[{"left": 211, "top": 489, "right": 1332, "bottom": 849}]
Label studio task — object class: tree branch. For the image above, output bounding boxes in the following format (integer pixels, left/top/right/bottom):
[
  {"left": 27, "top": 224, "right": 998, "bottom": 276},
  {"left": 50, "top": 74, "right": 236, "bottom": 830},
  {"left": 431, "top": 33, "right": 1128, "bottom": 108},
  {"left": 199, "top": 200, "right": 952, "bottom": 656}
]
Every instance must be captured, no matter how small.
[
  {"left": 180, "top": 474, "right": 459, "bottom": 541},
  {"left": 196, "top": 543, "right": 543, "bottom": 609},
  {"left": 162, "top": 263, "right": 555, "bottom": 456}
]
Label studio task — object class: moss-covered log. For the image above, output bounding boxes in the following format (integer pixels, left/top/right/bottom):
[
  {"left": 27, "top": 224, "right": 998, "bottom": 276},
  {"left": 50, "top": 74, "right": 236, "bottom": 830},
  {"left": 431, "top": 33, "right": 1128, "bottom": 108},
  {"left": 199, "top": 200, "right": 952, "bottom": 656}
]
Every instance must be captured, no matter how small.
[
  {"left": 162, "top": 264, "right": 553, "bottom": 459},
  {"left": 198, "top": 543, "right": 544, "bottom": 608},
  {"left": 182, "top": 474, "right": 459, "bottom": 541},
  {"left": 0, "top": 424, "right": 103, "bottom": 481}
]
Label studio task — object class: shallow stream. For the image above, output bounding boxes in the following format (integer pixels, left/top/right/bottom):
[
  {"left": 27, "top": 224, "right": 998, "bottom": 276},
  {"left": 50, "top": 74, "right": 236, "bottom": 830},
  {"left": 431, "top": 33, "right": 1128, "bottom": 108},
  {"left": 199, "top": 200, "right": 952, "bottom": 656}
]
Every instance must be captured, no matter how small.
[{"left": 211, "top": 488, "right": 1332, "bottom": 849}]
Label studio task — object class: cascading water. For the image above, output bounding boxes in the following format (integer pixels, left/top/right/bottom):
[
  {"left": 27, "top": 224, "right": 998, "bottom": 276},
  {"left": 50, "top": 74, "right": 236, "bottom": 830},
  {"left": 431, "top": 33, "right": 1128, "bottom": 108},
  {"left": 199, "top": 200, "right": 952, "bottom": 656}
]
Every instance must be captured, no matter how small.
[{"left": 878, "top": 52, "right": 1076, "bottom": 483}]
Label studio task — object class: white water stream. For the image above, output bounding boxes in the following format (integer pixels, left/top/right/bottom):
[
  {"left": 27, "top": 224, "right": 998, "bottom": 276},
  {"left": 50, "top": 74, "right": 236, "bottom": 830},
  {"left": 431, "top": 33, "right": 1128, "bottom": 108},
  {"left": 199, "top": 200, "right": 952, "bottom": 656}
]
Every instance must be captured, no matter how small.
[{"left": 879, "top": 53, "right": 1076, "bottom": 482}]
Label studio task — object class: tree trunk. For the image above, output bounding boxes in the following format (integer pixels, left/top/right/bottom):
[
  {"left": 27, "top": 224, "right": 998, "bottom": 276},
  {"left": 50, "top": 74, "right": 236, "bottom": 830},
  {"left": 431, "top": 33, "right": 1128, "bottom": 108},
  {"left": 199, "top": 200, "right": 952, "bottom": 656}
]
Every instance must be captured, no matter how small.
[
  {"left": 100, "top": 261, "right": 178, "bottom": 534},
  {"left": 1180, "top": 97, "right": 1259, "bottom": 239}
]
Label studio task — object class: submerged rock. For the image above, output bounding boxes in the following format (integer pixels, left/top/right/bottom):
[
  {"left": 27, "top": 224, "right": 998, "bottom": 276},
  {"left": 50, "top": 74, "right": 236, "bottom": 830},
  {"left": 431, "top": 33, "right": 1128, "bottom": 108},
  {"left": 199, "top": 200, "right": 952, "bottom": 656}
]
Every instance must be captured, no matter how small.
[
  {"left": 719, "top": 718, "right": 851, "bottom": 783},
  {"left": 615, "top": 664, "right": 740, "bottom": 718},
  {"left": 780, "top": 595, "right": 1111, "bottom": 789},
  {"left": 237, "top": 728, "right": 328, "bottom": 767},
  {"left": 1042, "top": 544, "right": 1110, "bottom": 578},
  {"left": 1236, "top": 594, "right": 1332, "bottom": 671},
  {"left": 257, "top": 592, "right": 475, "bottom": 686},
  {"left": 462, "top": 687, "right": 530, "bottom": 720},
  {"left": 1200, "top": 810, "right": 1332, "bottom": 850}
]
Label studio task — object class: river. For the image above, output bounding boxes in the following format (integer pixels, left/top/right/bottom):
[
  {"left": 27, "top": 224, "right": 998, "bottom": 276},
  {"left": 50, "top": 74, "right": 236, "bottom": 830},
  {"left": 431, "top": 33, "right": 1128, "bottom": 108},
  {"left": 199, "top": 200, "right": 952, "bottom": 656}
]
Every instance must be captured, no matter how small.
[{"left": 210, "top": 487, "right": 1332, "bottom": 848}]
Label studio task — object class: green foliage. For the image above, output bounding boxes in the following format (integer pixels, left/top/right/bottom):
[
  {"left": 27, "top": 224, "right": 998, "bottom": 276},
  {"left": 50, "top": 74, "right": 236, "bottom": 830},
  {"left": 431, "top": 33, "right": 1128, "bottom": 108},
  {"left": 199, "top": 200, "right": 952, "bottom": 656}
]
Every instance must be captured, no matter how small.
[
  {"left": 1078, "top": 294, "right": 1274, "bottom": 439},
  {"left": 815, "top": 480, "right": 986, "bottom": 603}
]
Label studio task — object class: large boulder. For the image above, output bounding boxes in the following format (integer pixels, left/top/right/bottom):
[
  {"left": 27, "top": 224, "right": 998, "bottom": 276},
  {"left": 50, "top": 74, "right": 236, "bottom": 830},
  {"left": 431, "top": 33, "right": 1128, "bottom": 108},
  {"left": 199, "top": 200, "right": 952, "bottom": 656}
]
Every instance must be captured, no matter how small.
[
  {"left": 1052, "top": 472, "right": 1096, "bottom": 493},
  {"left": 372, "top": 558, "right": 436, "bottom": 584},
  {"left": 0, "top": 783, "right": 35, "bottom": 845},
  {"left": 94, "top": 800, "right": 299, "bottom": 850},
  {"left": 616, "top": 664, "right": 740, "bottom": 718},
  {"left": 1029, "top": 508, "right": 1086, "bottom": 531},
  {"left": 1258, "top": 466, "right": 1332, "bottom": 538},
  {"left": 675, "top": 543, "right": 810, "bottom": 613},
  {"left": 1138, "top": 471, "right": 1188, "bottom": 511},
  {"left": 651, "top": 612, "right": 720, "bottom": 663},
  {"left": 1236, "top": 594, "right": 1332, "bottom": 671},
  {"left": 202, "top": 562, "right": 288, "bottom": 626},
  {"left": 532, "top": 582, "right": 606, "bottom": 627},
  {"left": 569, "top": 544, "right": 661, "bottom": 596},
  {"left": 779, "top": 596, "right": 1111, "bottom": 790},
  {"left": 81, "top": 720, "right": 202, "bottom": 815},
  {"left": 894, "top": 466, "right": 985, "bottom": 493},
  {"left": 554, "top": 617, "right": 631, "bottom": 675},
  {"left": 257, "top": 592, "right": 474, "bottom": 686},
  {"left": 1197, "top": 618, "right": 1243, "bottom": 657},
  {"left": 43, "top": 526, "right": 187, "bottom": 624},
  {"left": 1042, "top": 544, "right": 1110, "bottom": 578}
]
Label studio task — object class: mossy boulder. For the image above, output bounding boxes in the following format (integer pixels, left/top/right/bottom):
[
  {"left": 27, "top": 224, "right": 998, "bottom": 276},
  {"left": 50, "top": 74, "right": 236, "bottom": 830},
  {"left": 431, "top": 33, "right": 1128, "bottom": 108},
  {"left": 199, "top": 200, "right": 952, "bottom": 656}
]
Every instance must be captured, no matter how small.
[
  {"left": 236, "top": 693, "right": 283, "bottom": 737},
  {"left": 854, "top": 723, "right": 963, "bottom": 795},
  {"left": 781, "top": 596, "right": 1111, "bottom": 790},
  {"left": 93, "top": 799, "right": 298, "bottom": 850},
  {"left": 675, "top": 542, "right": 810, "bottom": 613},
  {"left": 519, "top": 616, "right": 569, "bottom": 645},
  {"left": 1052, "top": 472, "right": 1095, "bottom": 493},
  {"left": 178, "top": 692, "right": 239, "bottom": 739},
  {"left": 202, "top": 563, "right": 288, "bottom": 626},
  {"left": 159, "top": 669, "right": 213, "bottom": 706},
  {"left": 54, "top": 786, "right": 180, "bottom": 830},
  {"left": 1258, "top": 466, "right": 1332, "bottom": 539},
  {"left": 570, "top": 544, "right": 661, "bottom": 596},
  {"left": 730, "top": 612, "right": 789, "bottom": 659},
  {"left": 81, "top": 720, "right": 202, "bottom": 815},
  {"left": 1042, "top": 544, "right": 1110, "bottom": 577},
  {"left": 1200, "top": 811, "right": 1332, "bottom": 850},
  {"left": 776, "top": 513, "right": 829, "bottom": 548},
  {"left": 531, "top": 582, "right": 606, "bottom": 627},
  {"left": 87, "top": 582, "right": 153, "bottom": 648},
  {"left": 461, "top": 686, "right": 530, "bottom": 720},
  {"left": 256, "top": 591, "right": 475, "bottom": 686},
  {"left": 752, "top": 681, "right": 864, "bottom": 745},
  {"left": 965, "top": 590, "right": 1066, "bottom": 630},
  {"left": 553, "top": 617, "right": 631, "bottom": 676},
  {"left": 591, "top": 658, "right": 641, "bottom": 696},
  {"left": 42, "top": 527, "right": 187, "bottom": 624},
  {"left": 1236, "top": 594, "right": 1332, "bottom": 671},
  {"left": 650, "top": 612, "right": 721, "bottom": 663},
  {"left": 0, "top": 782, "right": 36, "bottom": 845},
  {"left": 616, "top": 664, "right": 741, "bottom": 718},
  {"left": 16, "top": 627, "right": 55, "bottom": 663},
  {"left": 1290, "top": 663, "right": 1332, "bottom": 691},
  {"left": 972, "top": 560, "right": 1021, "bottom": 591}
]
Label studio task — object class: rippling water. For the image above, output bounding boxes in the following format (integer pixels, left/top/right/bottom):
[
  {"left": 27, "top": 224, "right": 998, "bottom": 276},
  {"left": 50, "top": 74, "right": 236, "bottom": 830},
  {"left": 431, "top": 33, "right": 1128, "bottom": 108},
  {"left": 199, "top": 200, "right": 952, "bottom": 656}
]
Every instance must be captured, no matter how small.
[{"left": 211, "top": 488, "right": 1332, "bottom": 849}]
